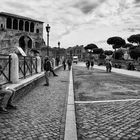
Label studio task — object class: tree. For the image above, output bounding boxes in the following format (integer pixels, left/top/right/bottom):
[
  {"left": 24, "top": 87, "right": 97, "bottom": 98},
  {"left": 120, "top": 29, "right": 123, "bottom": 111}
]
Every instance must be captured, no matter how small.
[
  {"left": 112, "top": 49, "right": 124, "bottom": 60},
  {"left": 84, "top": 43, "right": 98, "bottom": 52},
  {"left": 104, "top": 50, "right": 113, "bottom": 55},
  {"left": 127, "top": 34, "right": 140, "bottom": 45},
  {"left": 129, "top": 47, "right": 140, "bottom": 60},
  {"left": 93, "top": 48, "right": 104, "bottom": 54},
  {"left": 107, "top": 36, "right": 126, "bottom": 59},
  {"left": 123, "top": 43, "right": 133, "bottom": 49}
]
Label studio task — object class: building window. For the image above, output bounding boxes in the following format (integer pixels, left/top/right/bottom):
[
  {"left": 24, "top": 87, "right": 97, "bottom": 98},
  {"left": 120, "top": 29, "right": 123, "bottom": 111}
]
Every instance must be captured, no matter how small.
[
  {"left": 19, "top": 20, "right": 23, "bottom": 31},
  {"left": 30, "top": 22, "right": 34, "bottom": 32},
  {"left": 36, "top": 29, "right": 39, "bottom": 33},
  {"left": 6, "top": 17, "right": 12, "bottom": 29},
  {"left": 13, "top": 19, "right": 18, "bottom": 30},
  {"left": 25, "top": 21, "right": 29, "bottom": 32}
]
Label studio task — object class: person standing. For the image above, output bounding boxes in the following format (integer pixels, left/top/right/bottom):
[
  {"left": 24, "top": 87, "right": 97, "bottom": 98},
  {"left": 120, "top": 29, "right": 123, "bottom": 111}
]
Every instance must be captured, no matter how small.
[
  {"left": 43, "top": 56, "right": 52, "bottom": 86},
  {"left": 106, "top": 59, "right": 112, "bottom": 72},
  {"left": 86, "top": 60, "right": 90, "bottom": 70},
  {"left": 67, "top": 58, "right": 72, "bottom": 71},
  {"left": 90, "top": 60, "right": 94, "bottom": 70},
  {"left": 62, "top": 59, "right": 66, "bottom": 70}
]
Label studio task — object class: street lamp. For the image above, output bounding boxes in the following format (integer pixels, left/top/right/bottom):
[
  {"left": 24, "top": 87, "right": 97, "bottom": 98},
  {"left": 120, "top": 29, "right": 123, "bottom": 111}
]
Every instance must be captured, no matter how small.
[
  {"left": 58, "top": 41, "right": 60, "bottom": 58},
  {"left": 58, "top": 41, "right": 60, "bottom": 48},
  {"left": 46, "top": 24, "right": 50, "bottom": 56}
]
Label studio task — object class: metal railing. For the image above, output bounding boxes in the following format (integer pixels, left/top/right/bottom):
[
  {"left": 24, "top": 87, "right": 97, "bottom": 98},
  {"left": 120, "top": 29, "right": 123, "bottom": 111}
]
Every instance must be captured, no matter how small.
[
  {"left": 0, "top": 54, "right": 11, "bottom": 84},
  {"left": 19, "top": 56, "right": 37, "bottom": 79}
]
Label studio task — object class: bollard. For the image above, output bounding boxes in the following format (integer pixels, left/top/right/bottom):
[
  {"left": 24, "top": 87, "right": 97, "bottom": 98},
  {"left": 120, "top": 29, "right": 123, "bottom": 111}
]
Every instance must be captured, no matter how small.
[
  {"left": 36, "top": 56, "right": 41, "bottom": 73},
  {"left": 9, "top": 53, "right": 19, "bottom": 83}
]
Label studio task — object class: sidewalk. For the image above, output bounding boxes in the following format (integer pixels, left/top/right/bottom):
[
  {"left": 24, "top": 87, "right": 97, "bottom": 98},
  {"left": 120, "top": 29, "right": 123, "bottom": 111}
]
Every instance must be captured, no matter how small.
[
  {"left": 77, "top": 62, "right": 140, "bottom": 78},
  {"left": 94, "top": 65, "right": 140, "bottom": 78},
  {"left": 0, "top": 67, "right": 69, "bottom": 140}
]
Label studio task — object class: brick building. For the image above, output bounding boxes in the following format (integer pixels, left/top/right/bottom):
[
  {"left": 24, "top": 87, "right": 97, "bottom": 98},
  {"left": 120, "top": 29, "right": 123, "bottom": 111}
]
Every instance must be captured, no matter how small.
[
  {"left": 0, "top": 12, "right": 44, "bottom": 55},
  {"left": 66, "top": 45, "right": 85, "bottom": 61}
]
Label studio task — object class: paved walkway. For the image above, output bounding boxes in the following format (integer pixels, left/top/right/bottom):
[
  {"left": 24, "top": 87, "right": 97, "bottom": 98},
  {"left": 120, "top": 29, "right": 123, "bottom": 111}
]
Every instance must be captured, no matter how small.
[
  {"left": 74, "top": 62, "right": 140, "bottom": 140},
  {"left": 0, "top": 67, "right": 69, "bottom": 140},
  {"left": 94, "top": 64, "right": 140, "bottom": 78}
]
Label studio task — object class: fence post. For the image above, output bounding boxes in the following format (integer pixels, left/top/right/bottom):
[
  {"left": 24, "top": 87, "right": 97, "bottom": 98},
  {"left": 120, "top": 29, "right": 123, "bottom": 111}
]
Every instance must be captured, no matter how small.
[
  {"left": 36, "top": 56, "right": 41, "bottom": 73},
  {"left": 9, "top": 53, "right": 19, "bottom": 83}
]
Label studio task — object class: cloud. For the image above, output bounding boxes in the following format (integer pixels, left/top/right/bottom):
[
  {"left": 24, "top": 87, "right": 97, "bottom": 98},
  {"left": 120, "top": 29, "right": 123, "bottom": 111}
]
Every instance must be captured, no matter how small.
[
  {"left": 0, "top": 0, "right": 140, "bottom": 49},
  {"left": 73, "top": 0, "right": 105, "bottom": 14},
  {"left": 135, "top": 0, "right": 140, "bottom": 3},
  {"left": 4, "top": 1, "right": 34, "bottom": 12}
]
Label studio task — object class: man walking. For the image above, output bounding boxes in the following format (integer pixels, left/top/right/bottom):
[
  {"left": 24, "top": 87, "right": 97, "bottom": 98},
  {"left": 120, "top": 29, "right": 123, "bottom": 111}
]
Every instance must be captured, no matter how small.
[{"left": 44, "top": 56, "right": 51, "bottom": 86}]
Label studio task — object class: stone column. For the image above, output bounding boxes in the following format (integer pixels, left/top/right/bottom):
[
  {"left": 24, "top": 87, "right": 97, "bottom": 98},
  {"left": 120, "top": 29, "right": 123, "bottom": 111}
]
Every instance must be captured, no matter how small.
[
  {"left": 36, "top": 56, "right": 41, "bottom": 73},
  {"left": 9, "top": 53, "right": 19, "bottom": 83}
]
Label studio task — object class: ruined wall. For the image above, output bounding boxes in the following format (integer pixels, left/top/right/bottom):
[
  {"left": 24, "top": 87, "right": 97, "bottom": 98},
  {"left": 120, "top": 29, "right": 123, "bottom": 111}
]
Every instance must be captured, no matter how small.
[{"left": 0, "top": 16, "right": 44, "bottom": 54}]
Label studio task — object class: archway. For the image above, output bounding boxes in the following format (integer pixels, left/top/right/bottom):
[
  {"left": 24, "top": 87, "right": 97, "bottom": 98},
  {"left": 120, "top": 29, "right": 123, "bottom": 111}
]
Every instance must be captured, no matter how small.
[{"left": 19, "top": 36, "right": 32, "bottom": 55}]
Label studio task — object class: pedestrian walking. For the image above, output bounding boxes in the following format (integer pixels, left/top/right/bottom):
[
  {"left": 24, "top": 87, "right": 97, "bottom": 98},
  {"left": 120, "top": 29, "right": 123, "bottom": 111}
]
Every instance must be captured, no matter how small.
[
  {"left": 106, "top": 59, "right": 112, "bottom": 72},
  {"left": 62, "top": 59, "right": 66, "bottom": 70},
  {"left": 67, "top": 59, "right": 72, "bottom": 71},
  {"left": 90, "top": 60, "right": 94, "bottom": 69},
  {"left": 50, "top": 59, "right": 58, "bottom": 76},
  {"left": 86, "top": 60, "right": 90, "bottom": 70},
  {"left": 43, "top": 56, "right": 52, "bottom": 86},
  {"left": 0, "top": 85, "right": 17, "bottom": 114}
]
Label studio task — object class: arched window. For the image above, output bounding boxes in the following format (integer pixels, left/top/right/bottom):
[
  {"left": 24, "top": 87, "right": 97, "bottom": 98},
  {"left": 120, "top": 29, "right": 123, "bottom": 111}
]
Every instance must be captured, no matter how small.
[
  {"left": 19, "top": 20, "right": 23, "bottom": 31},
  {"left": 36, "top": 29, "right": 39, "bottom": 33},
  {"left": 6, "top": 17, "right": 12, "bottom": 29},
  {"left": 25, "top": 21, "right": 29, "bottom": 32},
  {"left": 30, "top": 22, "right": 34, "bottom": 32},
  {"left": 13, "top": 19, "right": 18, "bottom": 30}
]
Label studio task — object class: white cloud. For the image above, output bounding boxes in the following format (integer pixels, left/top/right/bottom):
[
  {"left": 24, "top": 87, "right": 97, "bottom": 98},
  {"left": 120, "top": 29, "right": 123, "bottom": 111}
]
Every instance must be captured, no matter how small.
[{"left": 0, "top": 0, "right": 139, "bottom": 50}]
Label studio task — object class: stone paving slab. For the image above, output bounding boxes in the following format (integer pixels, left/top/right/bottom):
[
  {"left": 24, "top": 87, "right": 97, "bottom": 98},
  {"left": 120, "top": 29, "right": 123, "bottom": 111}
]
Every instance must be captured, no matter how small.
[
  {"left": 0, "top": 68, "right": 69, "bottom": 140},
  {"left": 72, "top": 63, "right": 140, "bottom": 140},
  {"left": 76, "top": 100, "right": 140, "bottom": 140}
]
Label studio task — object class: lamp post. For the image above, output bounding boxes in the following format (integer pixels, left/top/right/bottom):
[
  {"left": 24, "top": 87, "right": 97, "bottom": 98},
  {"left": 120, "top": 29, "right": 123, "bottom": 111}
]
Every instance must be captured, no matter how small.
[
  {"left": 46, "top": 24, "right": 50, "bottom": 56},
  {"left": 58, "top": 41, "right": 60, "bottom": 58}
]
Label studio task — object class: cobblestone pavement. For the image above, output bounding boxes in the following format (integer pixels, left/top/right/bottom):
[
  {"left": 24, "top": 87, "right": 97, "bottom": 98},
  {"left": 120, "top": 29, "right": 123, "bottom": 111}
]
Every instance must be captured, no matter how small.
[
  {"left": 0, "top": 67, "right": 69, "bottom": 140},
  {"left": 73, "top": 65, "right": 140, "bottom": 140}
]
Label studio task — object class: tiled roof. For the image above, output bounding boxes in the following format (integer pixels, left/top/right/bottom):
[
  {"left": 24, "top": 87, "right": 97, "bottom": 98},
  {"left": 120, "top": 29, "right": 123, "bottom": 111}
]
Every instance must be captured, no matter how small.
[{"left": 0, "top": 12, "right": 44, "bottom": 23}]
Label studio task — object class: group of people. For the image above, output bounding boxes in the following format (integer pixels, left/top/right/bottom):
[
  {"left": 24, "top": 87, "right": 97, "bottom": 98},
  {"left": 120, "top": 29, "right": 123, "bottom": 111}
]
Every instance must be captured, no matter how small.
[
  {"left": 0, "top": 56, "right": 73, "bottom": 114},
  {"left": 86, "top": 60, "right": 94, "bottom": 70},
  {"left": 62, "top": 58, "right": 72, "bottom": 71},
  {"left": 85, "top": 59, "right": 112, "bottom": 72},
  {"left": 43, "top": 56, "right": 73, "bottom": 87},
  {"left": 0, "top": 55, "right": 113, "bottom": 114}
]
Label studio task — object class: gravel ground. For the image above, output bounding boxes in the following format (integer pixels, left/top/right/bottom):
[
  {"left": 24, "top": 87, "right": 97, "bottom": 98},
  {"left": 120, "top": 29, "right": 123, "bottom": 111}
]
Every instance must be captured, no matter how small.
[
  {"left": 73, "top": 65, "right": 140, "bottom": 140},
  {"left": 0, "top": 67, "right": 69, "bottom": 140}
]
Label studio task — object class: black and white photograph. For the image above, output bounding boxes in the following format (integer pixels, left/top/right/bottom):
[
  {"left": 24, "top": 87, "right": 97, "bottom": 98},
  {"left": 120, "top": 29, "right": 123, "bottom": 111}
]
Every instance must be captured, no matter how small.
[{"left": 0, "top": 0, "right": 140, "bottom": 140}]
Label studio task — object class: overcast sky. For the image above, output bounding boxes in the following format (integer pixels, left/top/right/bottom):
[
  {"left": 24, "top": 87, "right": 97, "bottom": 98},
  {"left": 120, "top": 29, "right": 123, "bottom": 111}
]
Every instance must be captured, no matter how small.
[{"left": 0, "top": 0, "right": 140, "bottom": 50}]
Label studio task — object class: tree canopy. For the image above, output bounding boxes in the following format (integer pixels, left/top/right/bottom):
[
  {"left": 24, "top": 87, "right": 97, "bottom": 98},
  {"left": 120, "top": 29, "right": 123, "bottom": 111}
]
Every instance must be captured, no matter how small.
[
  {"left": 84, "top": 43, "right": 98, "bottom": 51},
  {"left": 112, "top": 49, "right": 124, "bottom": 60},
  {"left": 129, "top": 47, "right": 140, "bottom": 60},
  {"left": 123, "top": 43, "right": 133, "bottom": 48},
  {"left": 93, "top": 48, "right": 104, "bottom": 54},
  {"left": 107, "top": 36, "right": 126, "bottom": 49},
  {"left": 127, "top": 34, "right": 140, "bottom": 45},
  {"left": 104, "top": 50, "right": 113, "bottom": 55}
]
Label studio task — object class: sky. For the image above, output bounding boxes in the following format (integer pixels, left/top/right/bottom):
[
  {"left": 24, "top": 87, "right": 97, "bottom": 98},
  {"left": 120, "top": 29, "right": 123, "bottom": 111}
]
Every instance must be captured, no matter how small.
[{"left": 0, "top": 0, "right": 140, "bottom": 50}]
